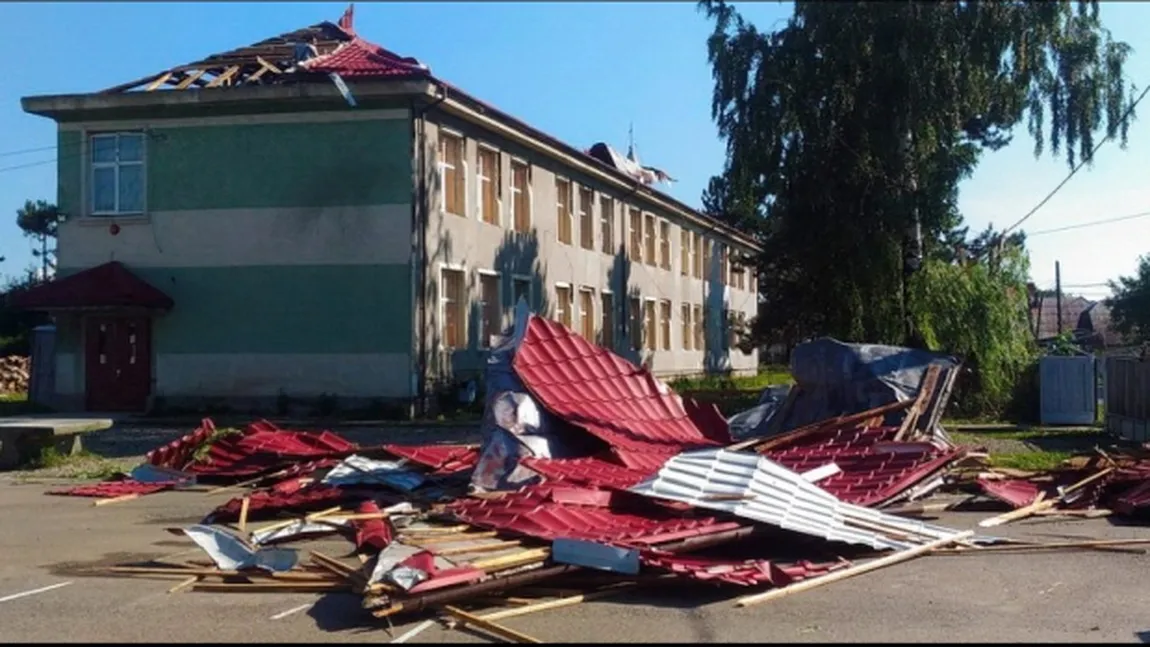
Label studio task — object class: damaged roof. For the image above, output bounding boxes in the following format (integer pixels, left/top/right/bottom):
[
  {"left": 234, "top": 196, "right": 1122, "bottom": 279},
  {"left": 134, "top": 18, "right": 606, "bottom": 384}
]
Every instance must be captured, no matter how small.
[{"left": 21, "top": 5, "right": 760, "bottom": 251}]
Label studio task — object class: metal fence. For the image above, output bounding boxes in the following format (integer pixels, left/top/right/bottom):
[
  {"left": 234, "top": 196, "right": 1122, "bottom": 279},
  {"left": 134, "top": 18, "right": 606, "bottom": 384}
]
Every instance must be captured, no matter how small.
[{"left": 1105, "top": 356, "right": 1150, "bottom": 441}]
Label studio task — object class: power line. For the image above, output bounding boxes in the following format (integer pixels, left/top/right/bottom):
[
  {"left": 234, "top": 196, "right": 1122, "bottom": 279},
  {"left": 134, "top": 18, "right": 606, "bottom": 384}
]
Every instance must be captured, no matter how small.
[
  {"left": 0, "top": 144, "right": 57, "bottom": 158},
  {"left": 1025, "top": 209, "right": 1150, "bottom": 236},
  {"left": 1003, "top": 82, "right": 1150, "bottom": 236}
]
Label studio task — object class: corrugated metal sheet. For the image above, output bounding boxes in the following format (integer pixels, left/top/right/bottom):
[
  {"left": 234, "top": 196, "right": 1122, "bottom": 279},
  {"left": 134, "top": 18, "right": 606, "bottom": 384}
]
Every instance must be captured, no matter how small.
[{"left": 630, "top": 448, "right": 964, "bottom": 551}]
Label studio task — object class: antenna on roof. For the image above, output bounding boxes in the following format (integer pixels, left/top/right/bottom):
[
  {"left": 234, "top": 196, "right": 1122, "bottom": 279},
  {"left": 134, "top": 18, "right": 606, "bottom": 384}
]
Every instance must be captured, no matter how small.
[
  {"left": 627, "top": 123, "right": 636, "bottom": 162},
  {"left": 338, "top": 3, "right": 356, "bottom": 35}
]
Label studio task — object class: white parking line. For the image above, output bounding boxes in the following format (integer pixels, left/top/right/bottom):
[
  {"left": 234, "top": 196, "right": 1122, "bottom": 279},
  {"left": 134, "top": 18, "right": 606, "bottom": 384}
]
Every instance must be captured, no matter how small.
[
  {"left": 392, "top": 620, "right": 435, "bottom": 643},
  {"left": 0, "top": 581, "right": 74, "bottom": 603},
  {"left": 269, "top": 603, "right": 313, "bottom": 620}
]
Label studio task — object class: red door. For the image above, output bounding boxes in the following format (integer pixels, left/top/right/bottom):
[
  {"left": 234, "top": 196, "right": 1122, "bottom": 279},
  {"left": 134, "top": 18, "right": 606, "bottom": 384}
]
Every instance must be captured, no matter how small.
[{"left": 85, "top": 316, "right": 152, "bottom": 412}]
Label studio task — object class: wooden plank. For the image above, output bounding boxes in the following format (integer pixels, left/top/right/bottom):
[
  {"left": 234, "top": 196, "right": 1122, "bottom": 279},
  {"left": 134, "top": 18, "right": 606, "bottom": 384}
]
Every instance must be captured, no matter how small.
[
  {"left": 442, "top": 605, "right": 543, "bottom": 644},
  {"left": 434, "top": 541, "right": 523, "bottom": 557},
  {"left": 93, "top": 493, "right": 141, "bottom": 506},
  {"left": 473, "top": 548, "right": 551, "bottom": 572},
  {"left": 406, "top": 531, "right": 499, "bottom": 545},
  {"left": 478, "top": 586, "right": 633, "bottom": 622},
  {"left": 256, "top": 56, "right": 283, "bottom": 74},
  {"left": 192, "top": 582, "right": 350, "bottom": 593},
  {"left": 167, "top": 575, "right": 201, "bottom": 593},
  {"left": 205, "top": 65, "right": 241, "bottom": 88},
  {"left": 933, "top": 538, "right": 1150, "bottom": 554},
  {"left": 238, "top": 497, "right": 251, "bottom": 534},
  {"left": 735, "top": 531, "right": 974, "bottom": 607},
  {"left": 145, "top": 72, "right": 174, "bottom": 91}
]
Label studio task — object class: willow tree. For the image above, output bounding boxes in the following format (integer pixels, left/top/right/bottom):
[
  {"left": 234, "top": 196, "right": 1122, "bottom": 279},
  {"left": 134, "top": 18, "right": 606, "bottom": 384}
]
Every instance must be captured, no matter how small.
[{"left": 701, "top": 1, "right": 1136, "bottom": 351}]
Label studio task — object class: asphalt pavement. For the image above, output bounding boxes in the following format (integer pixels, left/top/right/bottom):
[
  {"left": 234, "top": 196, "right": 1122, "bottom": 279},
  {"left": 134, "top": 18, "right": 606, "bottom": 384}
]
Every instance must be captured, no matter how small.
[{"left": 2, "top": 479, "right": 1150, "bottom": 643}]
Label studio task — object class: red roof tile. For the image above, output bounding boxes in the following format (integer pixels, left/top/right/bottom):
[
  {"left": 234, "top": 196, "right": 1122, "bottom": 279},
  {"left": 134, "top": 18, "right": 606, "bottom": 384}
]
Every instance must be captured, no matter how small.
[
  {"left": 513, "top": 315, "right": 726, "bottom": 470},
  {"left": 8, "top": 261, "right": 173, "bottom": 311},
  {"left": 352, "top": 500, "right": 394, "bottom": 552},
  {"left": 978, "top": 477, "right": 1043, "bottom": 509},
  {"left": 521, "top": 456, "right": 650, "bottom": 490},
  {"left": 301, "top": 37, "right": 427, "bottom": 79},
  {"left": 209, "top": 485, "right": 352, "bottom": 522}
]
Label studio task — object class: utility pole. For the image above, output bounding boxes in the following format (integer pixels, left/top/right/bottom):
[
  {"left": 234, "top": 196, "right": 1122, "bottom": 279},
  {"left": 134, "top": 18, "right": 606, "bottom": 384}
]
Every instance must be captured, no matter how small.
[{"left": 1055, "top": 260, "right": 1063, "bottom": 335}]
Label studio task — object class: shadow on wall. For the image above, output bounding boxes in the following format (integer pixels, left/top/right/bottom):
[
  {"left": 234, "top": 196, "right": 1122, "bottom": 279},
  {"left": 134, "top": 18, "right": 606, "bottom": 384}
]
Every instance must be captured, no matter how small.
[
  {"left": 605, "top": 243, "right": 644, "bottom": 369},
  {"left": 704, "top": 239, "right": 731, "bottom": 375}
]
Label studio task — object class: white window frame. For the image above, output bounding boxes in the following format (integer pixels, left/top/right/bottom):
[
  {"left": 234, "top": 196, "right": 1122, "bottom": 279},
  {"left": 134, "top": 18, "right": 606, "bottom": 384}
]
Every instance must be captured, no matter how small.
[
  {"left": 89, "top": 131, "right": 146, "bottom": 217},
  {"left": 659, "top": 219, "right": 671, "bottom": 271},
  {"left": 681, "top": 302, "right": 692, "bottom": 351},
  {"left": 577, "top": 186, "right": 595, "bottom": 251},
  {"left": 659, "top": 298, "right": 673, "bottom": 352},
  {"left": 599, "top": 288, "right": 615, "bottom": 347},
  {"left": 475, "top": 143, "right": 502, "bottom": 227},
  {"left": 509, "top": 157, "right": 533, "bottom": 233},
  {"left": 438, "top": 129, "right": 467, "bottom": 217},
  {"left": 555, "top": 176, "right": 573, "bottom": 245},
  {"left": 554, "top": 282, "right": 573, "bottom": 328},
  {"left": 642, "top": 296, "right": 658, "bottom": 352},
  {"left": 577, "top": 285, "right": 596, "bottom": 341},
  {"left": 476, "top": 268, "right": 502, "bottom": 349},
  {"left": 439, "top": 263, "right": 467, "bottom": 350},
  {"left": 600, "top": 195, "right": 615, "bottom": 255},
  {"left": 643, "top": 213, "right": 656, "bottom": 267}
]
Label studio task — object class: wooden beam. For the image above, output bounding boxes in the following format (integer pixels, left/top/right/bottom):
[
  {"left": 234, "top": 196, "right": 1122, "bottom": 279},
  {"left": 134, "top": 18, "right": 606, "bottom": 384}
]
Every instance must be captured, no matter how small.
[
  {"left": 145, "top": 72, "right": 174, "bottom": 91},
  {"left": 205, "top": 65, "right": 241, "bottom": 88},
  {"left": 433, "top": 541, "right": 524, "bottom": 557},
  {"left": 174, "top": 69, "right": 208, "bottom": 90},
  {"left": 477, "top": 586, "right": 634, "bottom": 622},
  {"left": 472, "top": 548, "right": 551, "bottom": 572},
  {"left": 735, "top": 531, "right": 975, "bottom": 608},
  {"left": 442, "top": 605, "right": 543, "bottom": 644}
]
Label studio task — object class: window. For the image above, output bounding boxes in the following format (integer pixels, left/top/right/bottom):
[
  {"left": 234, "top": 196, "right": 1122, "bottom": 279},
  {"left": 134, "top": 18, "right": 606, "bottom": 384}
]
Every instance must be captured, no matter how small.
[
  {"left": 478, "top": 271, "right": 501, "bottom": 347},
  {"left": 579, "top": 187, "right": 594, "bottom": 250},
  {"left": 512, "top": 276, "right": 532, "bottom": 307},
  {"left": 693, "top": 232, "right": 703, "bottom": 278},
  {"left": 90, "top": 132, "right": 145, "bottom": 215},
  {"left": 600, "top": 292, "right": 615, "bottom": 348},
  {"left": 643, "top": 300, "right": 657, "bottom": 351},
  {"left": 703, "top": 239, "right": 713, "bottom": 280},
  {"left": 693, "top": 304, "right": 703, "bottom": 350},
  {"left": 680, "top": 230, "right": 690, "bottom": 277},
  {"left": 644, "top": 214, "right": 656, "bottom": 266},
  {"left": 511, "top": 161, "right": 531, "bottom": 233},
  {"left": 659, "top": 221, "right": 671, "bottom": 270},
  {"left": 555, "top": 284, "right": 573, "bottom": 328},
  {"left": 439, "top": 132, "right": 465, "bottom": 217},
  {"left": 659, "top": 300, "right": 672, "bottom": 351},
  {"left": 477, "top": 147, "right": 501, "bottom": 226},
  {"left": 628, "top": 208, "right": 642, "bottom": 262},
  {"left": 681, "top": 303, "right": 692, "bottom": 350},
  {"left": 556, "top": 179, "right": 573, "bottom": 245},
  {"left": 579, "top": 287, "right": 595, "bottom": 341},
  {"left": 719, "top": 245, "right": 730, "bottom": 286},
  {"left": 600, "top": 196, "right": 615, "bottom": 254},
  {"left": 441, "top": 267, "right": 466, "bottom": 349},
  {"left": 629, "top": 296, "right": 643, "bottom": 350}
]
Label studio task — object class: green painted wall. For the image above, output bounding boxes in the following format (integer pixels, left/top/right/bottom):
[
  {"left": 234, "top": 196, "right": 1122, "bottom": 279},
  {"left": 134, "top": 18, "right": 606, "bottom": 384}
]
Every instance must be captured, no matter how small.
[
  {"left": 57, "top": 264, "right": 413, "bottom": 355},
  {"left": 149, "top": 119, "right": 412, "bottom": 210},
  {"left": 58, "top": 130, "right": 81, "bottom": 217}
]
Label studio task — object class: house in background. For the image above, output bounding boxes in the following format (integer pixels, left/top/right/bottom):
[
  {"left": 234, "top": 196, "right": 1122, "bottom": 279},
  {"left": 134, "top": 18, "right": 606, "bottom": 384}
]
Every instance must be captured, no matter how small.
[
  {"left": 12, "top": 7, "right": 760, "bottom": 414},
  {"left": 1027, "top": 288, "right": 1129, "bottom": 352}
]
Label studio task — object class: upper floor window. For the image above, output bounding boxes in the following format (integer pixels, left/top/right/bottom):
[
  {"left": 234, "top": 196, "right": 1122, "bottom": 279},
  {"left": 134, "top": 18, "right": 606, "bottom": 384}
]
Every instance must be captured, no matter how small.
[
  {"left": 643, "top": 214, "right": 656, "bottom": 266},
  {"left": 680, "top": 229, "right": 690, "bottom": 277},
  {"left": 628, "top": 208, "right": 642, "bottom": 263},
  {"left": 578, "top": 187, "right": 594, "bottom": 250},
  {"left": 556, "top": 178, "right": 573, "bottom": 245},
  {"left": 439, "top": 132, "right": 465, "bottom": 216},
  {"left": 659, "top": 220, "right": 671, "bottom": 270},
  {"left": 600, "top": 196, "right": 615, "bottom": 255},
  {"left": 693, "top": 232, "right": 703, "bottom": 278},
  {"left": 91, "top": 133, "right": 145, "bottom": 216},
  {"left": 511, "top": 160, "right": 531, "bottom": 233},
  {"left": 477, "top": 146, "right": 501, "bottom": 226}
]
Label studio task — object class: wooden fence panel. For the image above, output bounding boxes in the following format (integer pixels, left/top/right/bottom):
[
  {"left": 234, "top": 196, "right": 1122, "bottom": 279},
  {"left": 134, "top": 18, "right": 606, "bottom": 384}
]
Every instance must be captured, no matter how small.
[{"left": 1106, "top": 357, "right": 1150, "bottom": 442}]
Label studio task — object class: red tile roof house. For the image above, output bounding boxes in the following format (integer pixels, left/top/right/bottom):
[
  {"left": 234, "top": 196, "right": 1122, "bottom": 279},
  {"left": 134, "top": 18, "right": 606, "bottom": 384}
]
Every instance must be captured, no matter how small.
[
  {"left": 1027, "top": 287, "right": 1129, "bottom": 352},
  {"left": 13, "top": 7, "right": 761, "bottom": 415}
]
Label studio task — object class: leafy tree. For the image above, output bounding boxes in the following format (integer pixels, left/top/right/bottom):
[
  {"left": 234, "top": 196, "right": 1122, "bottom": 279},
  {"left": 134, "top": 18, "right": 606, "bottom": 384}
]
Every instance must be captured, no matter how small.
[
  {"left": 700, "top": 1, "right": 1136, "bottom": 349},
  {"left": 1107, "top": 254, "right": 1150, "bottom": 344},
  {"left": 15, "top": 199, "right": 58, "bottom": 280}
]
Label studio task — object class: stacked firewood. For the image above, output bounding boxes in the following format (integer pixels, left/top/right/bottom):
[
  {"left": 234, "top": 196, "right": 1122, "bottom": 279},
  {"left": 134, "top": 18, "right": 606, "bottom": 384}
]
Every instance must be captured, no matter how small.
[{"left": 0, "top": 355, "right": 30, "bottom": 393}]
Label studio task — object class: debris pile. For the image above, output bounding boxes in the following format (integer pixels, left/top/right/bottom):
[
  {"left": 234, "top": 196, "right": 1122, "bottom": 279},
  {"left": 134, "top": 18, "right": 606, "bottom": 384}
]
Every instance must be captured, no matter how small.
[
  {"left": 0, "top": 355, "right": 30, "bottom": 393},
  {"left": 43, "top": 301, "right": 1150, "bottom": 639}
]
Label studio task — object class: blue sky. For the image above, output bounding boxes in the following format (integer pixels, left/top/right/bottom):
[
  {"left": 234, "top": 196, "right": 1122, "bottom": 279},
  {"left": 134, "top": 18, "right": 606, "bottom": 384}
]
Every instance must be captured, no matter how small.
[{"left": 1, "top": 1, "right": 1147, "bottom": 302}]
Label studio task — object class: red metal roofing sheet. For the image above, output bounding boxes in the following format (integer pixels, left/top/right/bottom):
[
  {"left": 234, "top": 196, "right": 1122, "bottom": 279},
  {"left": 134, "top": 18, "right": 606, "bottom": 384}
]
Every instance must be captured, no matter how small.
[
  {"left": 978, "top": 477, "right": 1043, "bottom": 509},
  {"left": 47, "top": 480, "right": 177, "bottom": 498},
  {"left": 512, "top": 315, "right": 727, "bottom": 470},
  {"left": 447, "top": 484, "right": 737, "bottom": 547},
  {"left": 146, "top": 418, "right": 219, "bottom": 469},
  {"left": 639, "top": 551, "right": 850, "bottom": 587},
  {"left": 209, "top": 485, "right": 352, "bottom": 522},
  {"left": 383, "top": 444, "right": 479, "bottom": 476},
  {"left": 8, "top": 261, "right": 174, "bottom": 311},
  {"left": 352, "top": 501, "right": 394, "bottom": 552},
  {"left": 521, "top": 456, "right": 651, "bottom": 490},
  {"left": 762, "top": 424, "right": 962, "bottom": 507}
]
